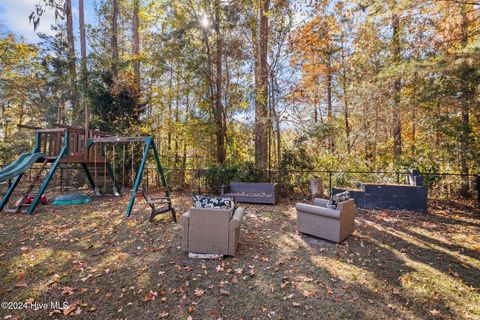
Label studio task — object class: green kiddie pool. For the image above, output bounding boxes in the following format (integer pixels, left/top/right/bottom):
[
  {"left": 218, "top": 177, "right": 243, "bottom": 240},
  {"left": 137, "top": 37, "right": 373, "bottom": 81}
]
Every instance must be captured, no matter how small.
[{"left": 52, "top": 194, "right": 92, "bottom": 206}]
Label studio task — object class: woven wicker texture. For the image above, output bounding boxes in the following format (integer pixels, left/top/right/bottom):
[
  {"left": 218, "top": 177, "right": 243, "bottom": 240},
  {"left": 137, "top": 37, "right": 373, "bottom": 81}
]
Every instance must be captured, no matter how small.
[
  {"left": 180, "top": 207, "right": 245, "bottom": 256},
  {"left": 296, "top": 198, "right": 356, "bottom": 243}
]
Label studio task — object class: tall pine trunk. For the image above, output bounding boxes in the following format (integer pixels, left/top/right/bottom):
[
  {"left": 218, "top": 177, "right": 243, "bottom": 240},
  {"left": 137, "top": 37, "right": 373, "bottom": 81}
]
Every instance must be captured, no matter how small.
[
  {"left": 181, "top": 89, "right": 190, "bottom": 186},
  {"left": 111, "top": 0, "right": 119, "bottom": 77},
  {"left": 79, "top": 0, "right": 88, "bottom": 132},
  {"left": 1, "top": 104, "right": 6, "bottom": 143},
  {"left": 326, "top": 53, "right": 333, "bottom": 120},
  {"left": 79, "top": 0, "right": 87, "bottom": 87},
  {"left": 167, "top": 68, "right": 172, "bottom": 153},
  {"left": 254, "top": 0, "right": 270, "bottom": 173},
  {"left": 132, "top": 0, "right": 140, "bottom": 89},
  {"left": 201, "top": 20, "right": 218, "bottom": 162},
  {"left": 340, "top": 34, "right": 351, "bottom": 154},
  {"left": 392, "top": 11, "right": 402, "bottom": 164},
  {"left": 459, "top": 3, "right": 472, "bottom": 197},
  {"left": 65, "top": 0, "right": 78, "bottom": 125},
  {"left": 326, "top": 51, "right": 334, "bottom": 150},
  {"left": 270, "top": 71, "right": 281, "bottom": 169},
  {"left": 214, "top": 0, "right": 226, "bottom": 164}
]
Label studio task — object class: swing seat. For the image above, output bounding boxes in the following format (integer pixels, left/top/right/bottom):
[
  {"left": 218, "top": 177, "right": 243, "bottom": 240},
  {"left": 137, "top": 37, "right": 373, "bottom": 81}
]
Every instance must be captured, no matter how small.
[{"left": 141, "top": 186, "right": 176, "bottom": 223}]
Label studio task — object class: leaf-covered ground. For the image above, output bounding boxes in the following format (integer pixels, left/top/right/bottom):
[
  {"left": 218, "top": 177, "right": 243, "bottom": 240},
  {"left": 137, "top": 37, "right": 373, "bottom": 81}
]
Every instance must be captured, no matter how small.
[{"left": 0, "top": 194, "right": 479, "bottom": 320}]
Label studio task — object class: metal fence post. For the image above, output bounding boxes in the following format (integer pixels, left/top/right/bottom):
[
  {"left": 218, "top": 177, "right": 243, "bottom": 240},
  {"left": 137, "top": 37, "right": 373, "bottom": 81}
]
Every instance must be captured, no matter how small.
[
  {"left": 477, "top": 175, "right": 480, "bottom": 207},
  {"left": 197, "top": 169, "right": 201, "bottom": 194},
  {"left": 328, "top": 171, "right": 332, "bottom": 196}
]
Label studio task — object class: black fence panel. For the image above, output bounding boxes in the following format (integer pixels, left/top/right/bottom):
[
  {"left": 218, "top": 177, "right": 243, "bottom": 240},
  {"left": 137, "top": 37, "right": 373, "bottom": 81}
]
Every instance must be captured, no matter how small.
[{"left": 1, "top": 166, "right": 478, "bottom": 206}]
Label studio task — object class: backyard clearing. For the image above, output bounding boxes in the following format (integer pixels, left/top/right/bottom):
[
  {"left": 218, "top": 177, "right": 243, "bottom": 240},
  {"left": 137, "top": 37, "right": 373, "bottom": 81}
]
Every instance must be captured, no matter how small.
[{"left": 0, "top": 194, "right": 478, "bottom": 320}]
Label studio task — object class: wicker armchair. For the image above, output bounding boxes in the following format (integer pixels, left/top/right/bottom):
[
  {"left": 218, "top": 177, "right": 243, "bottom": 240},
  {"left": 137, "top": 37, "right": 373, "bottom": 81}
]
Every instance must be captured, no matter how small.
[
  {"left": 180, "top": 206, "right": 245, "bottom": 256},
  {"left": 296, "top": 198, "right": 356, "bottom": 243}
]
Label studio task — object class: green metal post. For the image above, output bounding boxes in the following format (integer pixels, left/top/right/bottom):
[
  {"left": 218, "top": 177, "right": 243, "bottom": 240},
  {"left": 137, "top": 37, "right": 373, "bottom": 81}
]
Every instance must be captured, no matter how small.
[
  {"left": 151, "top": 139, "right": 169, "bottom": 198},
  {"left": 0, "top": 173, "right": 24, "bottom": 210},
  {"left": 1, "top": 131, "right": 42, "bottom": 211},
  {"left": 81, "top": 163, "right": 96, "bottom": 191},
  {"left": 126, "top": 137, "right": 152, "bottom": 217},
  {"left": 27, "top": 131, "right": 68, "bottom": 215}
]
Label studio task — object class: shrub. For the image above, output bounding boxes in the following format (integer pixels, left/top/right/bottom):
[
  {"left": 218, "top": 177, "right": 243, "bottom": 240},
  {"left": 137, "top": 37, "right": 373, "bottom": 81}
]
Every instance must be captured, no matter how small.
[{"left": 204, "top": 162, "right": 262, "bottom": 189}]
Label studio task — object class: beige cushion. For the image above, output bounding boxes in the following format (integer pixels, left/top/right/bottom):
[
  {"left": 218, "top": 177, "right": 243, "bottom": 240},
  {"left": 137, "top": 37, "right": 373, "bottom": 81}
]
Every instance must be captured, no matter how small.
[{"left": 295, "top": 203, "right": 340, "bottom": 219}]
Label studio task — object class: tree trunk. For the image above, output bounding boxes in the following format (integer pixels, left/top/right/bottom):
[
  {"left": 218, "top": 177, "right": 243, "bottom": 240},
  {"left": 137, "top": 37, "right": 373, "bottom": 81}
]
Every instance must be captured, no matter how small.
[
  {"left": 167, "top": 68, "right": 172, "bottom": 153},
  {"left": 326, "top": 51, "right": 334, "bottom": 150},
  {"left": 392, "top": 12, "right": 402, "bottom": 164},
  {"left": 373, "top": 102, "right": 379, "bottom": 168},
  {"left": 254, "top": 0, "right": 270, "bottom": 173},
  {"left": 435, "top": 98, "right": 441, "bottom": 147},
  {"left": 132, "top": 0, "right": 140, "bottom": 89},
  {"left": 57, "top": 102, "right": 64, "bottom": 126},
  {"left": 313, "top": 74, "right": 318, "bottom": 124},
  {"left": 79, "top": 0, "right": 87, "bottom": 88},
  {"left": 270, "top": 71, "right": 281, "bottom": 169},
  {"left": 79, "top": 0, "right": 88, "bottom": 136},
  {"left": 65, "top": 0, "right": 78, "bottom": 125},
  {"left": 174, "top": 61, "right": 180, "bottom": 167},
  {"left": 340, "top": 35, "right": 351, "bottom": 154},
  {"left": 326, "top": 53, "right": 333, "bottom": 120},
  {"left": 201, "top": 22, "right": 217, "bottom": 162},
  {"left": 411, "top": 104, "right": 416, "bottom": 157},
  {"left": 111, "top": 0, "right": 119, "bottom": 77},
  {"left": 363, "top": 103, "right": 369, "bottom": 161},
  {"left": 459, "top": 3, "right": 472, "bottom": 197},
  {"left": 181, "top": 89, "right": 189, "bottom": 186},
  {"left": 1, "top": 104, "right": 6, "bottom": 143},
  {"left": 214, "top": 0, "right": 226, "bottom": 164},
  {"left": 275, "top": 114, "right": 281, "bottom": 168}
]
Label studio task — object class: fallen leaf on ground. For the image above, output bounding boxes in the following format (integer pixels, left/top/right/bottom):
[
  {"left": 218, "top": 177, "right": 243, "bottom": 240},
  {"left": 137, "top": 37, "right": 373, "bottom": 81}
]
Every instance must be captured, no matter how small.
[
  {"left": 63, "top": 301, "right": 79, "bottom": 316},
  {"left": 220, "top": 288, "right": 230, "bottom": 296},
  {"left": 61, "top": 286, "right": 75, "bottom": 296},
  {"left": 159, "top": 311, "right": 169, "bottom": 318},
  {"left": 143, "top": 291, "right": 158, "bottom": 302},
  {"left": 303, "top": 290, "right": 312, "bottom": 297}
]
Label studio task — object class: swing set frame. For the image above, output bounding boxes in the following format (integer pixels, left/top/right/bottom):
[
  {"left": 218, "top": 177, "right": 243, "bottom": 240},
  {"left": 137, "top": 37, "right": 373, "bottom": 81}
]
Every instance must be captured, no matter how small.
[{"left": 87, "top": 136, "right": 174, "bottom": 219}]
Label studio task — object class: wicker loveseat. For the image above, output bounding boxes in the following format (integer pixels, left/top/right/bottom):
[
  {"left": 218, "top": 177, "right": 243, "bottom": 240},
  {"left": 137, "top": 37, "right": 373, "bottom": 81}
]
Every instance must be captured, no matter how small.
[
  {"left": 296, "top": 198, "right": 356, "bottom": 243},
  {"left": 180, "top": 206, "right": 245, "bottom": 256},
  {"left": 221, "top": 182, "right": 279, "bottom": 205}
]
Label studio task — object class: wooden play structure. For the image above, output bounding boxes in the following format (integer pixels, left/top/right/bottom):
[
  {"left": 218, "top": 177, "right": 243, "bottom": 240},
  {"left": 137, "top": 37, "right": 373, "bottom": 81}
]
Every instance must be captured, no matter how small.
[{"left": 0, "top": 126, "right": 175, "bottom": 221}]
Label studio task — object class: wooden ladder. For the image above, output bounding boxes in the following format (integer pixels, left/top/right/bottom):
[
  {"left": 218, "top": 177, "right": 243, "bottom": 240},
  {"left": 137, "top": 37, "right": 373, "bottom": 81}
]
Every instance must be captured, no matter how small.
[
  {"left": 86, "top": 163, "right": 117, "bottom": 195},
  {"left": 15, "top": 160, "right": 49, "bottom": 213}
]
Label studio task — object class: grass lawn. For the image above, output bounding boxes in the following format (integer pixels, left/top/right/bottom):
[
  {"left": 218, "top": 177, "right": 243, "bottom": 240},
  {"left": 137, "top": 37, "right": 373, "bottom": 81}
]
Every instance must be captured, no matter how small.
[{"left": 0, "top": 194, "right": 479, "bottom": 319}]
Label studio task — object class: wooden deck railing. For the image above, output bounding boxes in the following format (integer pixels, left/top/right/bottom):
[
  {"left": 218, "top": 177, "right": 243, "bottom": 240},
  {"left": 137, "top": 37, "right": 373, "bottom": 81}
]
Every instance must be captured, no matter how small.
[{"left": 36, "top": 127, "right": 110, "bottom": 163}]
